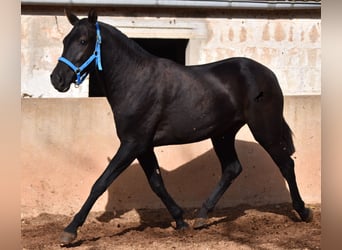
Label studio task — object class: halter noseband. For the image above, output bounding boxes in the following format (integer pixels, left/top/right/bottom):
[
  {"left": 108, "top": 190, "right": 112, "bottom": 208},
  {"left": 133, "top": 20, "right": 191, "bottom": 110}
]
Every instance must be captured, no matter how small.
[{"left": 58, "top": 22, "right": 103, "bottom": 85}]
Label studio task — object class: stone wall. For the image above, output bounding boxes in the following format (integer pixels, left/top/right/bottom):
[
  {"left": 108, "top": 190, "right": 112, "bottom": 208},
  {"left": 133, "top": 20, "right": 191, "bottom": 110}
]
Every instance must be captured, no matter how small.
[{"left": 21, "top": 14, "right": 321, "bottom": 97}]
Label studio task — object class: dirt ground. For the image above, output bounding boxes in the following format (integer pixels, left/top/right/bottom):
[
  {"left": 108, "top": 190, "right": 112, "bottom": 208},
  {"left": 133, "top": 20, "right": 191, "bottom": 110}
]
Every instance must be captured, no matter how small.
[{"left": 21, "top": 203, "right": 320, "bottom": 250}]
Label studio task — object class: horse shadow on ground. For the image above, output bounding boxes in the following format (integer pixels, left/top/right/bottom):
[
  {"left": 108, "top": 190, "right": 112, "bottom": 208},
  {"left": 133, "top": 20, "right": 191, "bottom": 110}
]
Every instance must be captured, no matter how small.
[{"left": 97, "top": 139, "right": 295, "bottom": 232}]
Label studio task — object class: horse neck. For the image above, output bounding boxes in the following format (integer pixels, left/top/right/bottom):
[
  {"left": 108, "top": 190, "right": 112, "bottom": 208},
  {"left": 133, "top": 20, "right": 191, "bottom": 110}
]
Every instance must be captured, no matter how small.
[{"left": 98, "top": 23, "right": 153, "bottom": 100}]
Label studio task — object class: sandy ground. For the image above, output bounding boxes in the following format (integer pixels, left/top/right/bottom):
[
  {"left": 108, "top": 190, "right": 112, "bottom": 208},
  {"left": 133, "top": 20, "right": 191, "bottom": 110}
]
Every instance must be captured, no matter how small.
[{"left": 21, "top": 203, "right": 320, "bottom": 250}]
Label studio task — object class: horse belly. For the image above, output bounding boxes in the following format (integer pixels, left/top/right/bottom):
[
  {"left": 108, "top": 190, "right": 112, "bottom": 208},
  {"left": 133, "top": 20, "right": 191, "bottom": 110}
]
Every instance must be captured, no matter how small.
[{"left": 152, "top": 101, "right": 239, "bottom": 146}]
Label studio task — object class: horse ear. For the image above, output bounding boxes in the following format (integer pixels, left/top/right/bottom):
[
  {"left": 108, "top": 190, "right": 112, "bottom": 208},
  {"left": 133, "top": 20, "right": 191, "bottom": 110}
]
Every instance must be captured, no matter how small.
[
  {"left": 88, "top": 9, "right": 98, "bottom": 24},
  {"left": 65, "top": 9, "right": 79, "bottom": 26}
]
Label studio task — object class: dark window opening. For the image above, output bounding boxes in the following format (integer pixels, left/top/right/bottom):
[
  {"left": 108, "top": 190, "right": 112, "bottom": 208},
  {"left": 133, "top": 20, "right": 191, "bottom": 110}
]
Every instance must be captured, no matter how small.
[
  {"left": 89, "top": 38, "right": 189, "bottom": 97},
  {"left": 133, "top": 38, "right": 188, "bottom": 65}
]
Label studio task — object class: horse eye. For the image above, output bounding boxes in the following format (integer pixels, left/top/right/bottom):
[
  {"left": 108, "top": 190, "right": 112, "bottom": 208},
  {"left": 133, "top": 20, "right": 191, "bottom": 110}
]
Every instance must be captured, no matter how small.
[{"left": 80, "top": 39, "right": 87, "bottom": 45}]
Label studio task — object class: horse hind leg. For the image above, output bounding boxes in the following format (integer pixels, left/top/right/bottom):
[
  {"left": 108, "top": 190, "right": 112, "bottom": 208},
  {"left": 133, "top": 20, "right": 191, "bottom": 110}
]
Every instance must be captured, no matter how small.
[
  {"left": 194, "top": 133, "right": 242, "bottom": 229},
  {"left": 265, "top": 144, "right": 313, "bottom": 222},
  {"left": 248, "top": 116, "right": 313, "bottom": 222}
]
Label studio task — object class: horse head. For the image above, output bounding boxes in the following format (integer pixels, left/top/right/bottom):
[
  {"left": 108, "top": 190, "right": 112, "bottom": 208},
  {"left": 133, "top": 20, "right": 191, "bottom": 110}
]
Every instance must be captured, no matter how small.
[{"left": 50, "top": 9, "right": 99, "bottom": 92}]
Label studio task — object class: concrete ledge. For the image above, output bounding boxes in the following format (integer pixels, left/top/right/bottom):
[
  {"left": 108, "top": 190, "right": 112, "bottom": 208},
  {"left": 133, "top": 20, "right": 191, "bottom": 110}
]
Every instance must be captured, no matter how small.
[{"left": 21, "top": 96, "right": 320, "bottom": 217}]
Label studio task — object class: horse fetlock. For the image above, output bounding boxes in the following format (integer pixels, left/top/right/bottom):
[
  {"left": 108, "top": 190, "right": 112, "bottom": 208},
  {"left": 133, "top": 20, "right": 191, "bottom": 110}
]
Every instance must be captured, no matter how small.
[
  {"left": 175, "top": 220, "right": 189, "bottom": 230},
  {"left": 169, "top": 206, "right": 184, "bottom": 220}
]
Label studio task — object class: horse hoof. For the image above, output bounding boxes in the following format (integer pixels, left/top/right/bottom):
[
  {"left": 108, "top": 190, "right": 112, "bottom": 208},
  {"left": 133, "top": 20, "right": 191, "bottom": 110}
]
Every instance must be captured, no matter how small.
[
  {"left": 193, "top": 217, "right": 208, "bottom": 229},
  {"left": 60, "top": 231, "right": 77, "bottom": 246},
  {"left": 301, "top": 207, "right": 313, "bottom": 223}
]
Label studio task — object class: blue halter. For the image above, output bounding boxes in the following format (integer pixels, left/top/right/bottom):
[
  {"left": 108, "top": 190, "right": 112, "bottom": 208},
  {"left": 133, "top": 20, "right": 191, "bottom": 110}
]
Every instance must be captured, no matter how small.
[{"left": 58, "top": 22, "right": 103, "bottom": 85}]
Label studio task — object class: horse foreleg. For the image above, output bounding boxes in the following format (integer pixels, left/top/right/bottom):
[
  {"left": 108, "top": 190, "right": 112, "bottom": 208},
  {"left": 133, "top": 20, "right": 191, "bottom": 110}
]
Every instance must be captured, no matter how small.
[
  {"left": 60, "top": 142, "right": 140, "bottom": 245},
  {"left": 138, "top": 149, "right": 189, "bottom": 230}
]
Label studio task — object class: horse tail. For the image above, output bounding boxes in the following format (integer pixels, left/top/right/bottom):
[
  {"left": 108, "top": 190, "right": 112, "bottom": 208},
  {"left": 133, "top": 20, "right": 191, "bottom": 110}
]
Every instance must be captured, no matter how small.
[{"left": 282, "top": 117, "right": 295, "bottom": 156}]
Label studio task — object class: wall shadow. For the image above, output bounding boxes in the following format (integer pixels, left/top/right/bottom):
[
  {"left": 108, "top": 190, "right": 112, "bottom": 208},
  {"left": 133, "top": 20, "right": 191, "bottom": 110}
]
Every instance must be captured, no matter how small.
[{"left": 99, "top": 139, "right": 293, "bottom": 227}]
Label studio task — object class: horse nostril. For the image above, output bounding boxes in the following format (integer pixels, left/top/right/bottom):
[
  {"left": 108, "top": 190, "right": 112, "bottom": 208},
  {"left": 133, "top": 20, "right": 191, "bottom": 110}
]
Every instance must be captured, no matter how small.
[{"left": 51, "top": 73, "right": 62, "bottom": 84}]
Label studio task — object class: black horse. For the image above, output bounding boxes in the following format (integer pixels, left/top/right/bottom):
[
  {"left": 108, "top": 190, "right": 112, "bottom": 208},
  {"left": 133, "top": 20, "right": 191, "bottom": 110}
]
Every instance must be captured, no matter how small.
[{"left": 50, "top": 10, "right": 312, "bottom": 245}]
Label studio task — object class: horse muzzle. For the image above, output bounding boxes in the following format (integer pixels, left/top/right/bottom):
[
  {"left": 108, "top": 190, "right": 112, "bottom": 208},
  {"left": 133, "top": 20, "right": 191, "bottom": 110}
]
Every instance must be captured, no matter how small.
[{"left": 50, "top": 70, "right": 73, "bottom": 92}]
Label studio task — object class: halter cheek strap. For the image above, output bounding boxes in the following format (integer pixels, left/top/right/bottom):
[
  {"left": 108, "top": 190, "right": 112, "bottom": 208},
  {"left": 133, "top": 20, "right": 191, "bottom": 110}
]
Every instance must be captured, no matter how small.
[{"left": 58, "top": 22, "right": 103, "bottom": 85}]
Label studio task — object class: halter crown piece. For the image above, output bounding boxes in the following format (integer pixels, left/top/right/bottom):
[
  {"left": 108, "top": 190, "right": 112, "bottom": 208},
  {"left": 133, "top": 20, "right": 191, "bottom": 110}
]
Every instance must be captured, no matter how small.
[{"left": 58, "top": 22, "right": 103, "bottom": 85}]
